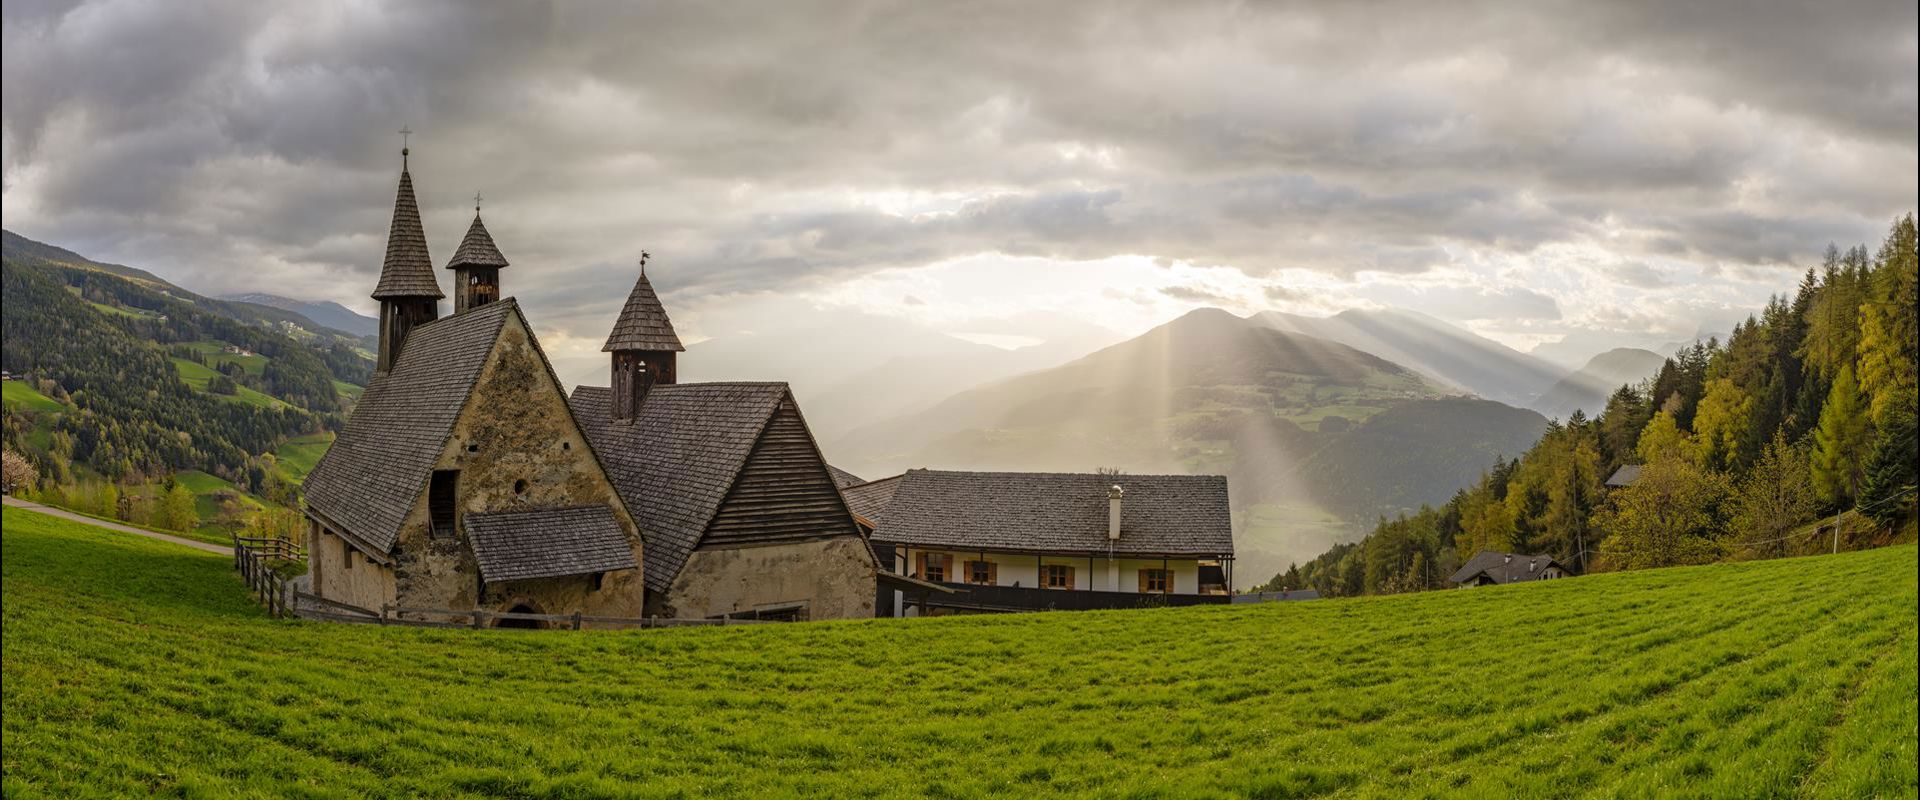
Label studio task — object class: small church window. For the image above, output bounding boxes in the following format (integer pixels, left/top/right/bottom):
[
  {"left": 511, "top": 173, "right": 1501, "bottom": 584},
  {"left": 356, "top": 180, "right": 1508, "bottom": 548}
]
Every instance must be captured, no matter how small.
[{"left": 430, "top": 470, "right": 459, "bottom": 536}]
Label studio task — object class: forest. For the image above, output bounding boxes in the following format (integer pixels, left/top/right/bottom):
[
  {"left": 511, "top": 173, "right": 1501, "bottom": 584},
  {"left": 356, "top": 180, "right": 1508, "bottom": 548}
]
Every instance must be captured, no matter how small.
[{"left": 1263, "top": 215, "right": 1920, "bottom": 596}]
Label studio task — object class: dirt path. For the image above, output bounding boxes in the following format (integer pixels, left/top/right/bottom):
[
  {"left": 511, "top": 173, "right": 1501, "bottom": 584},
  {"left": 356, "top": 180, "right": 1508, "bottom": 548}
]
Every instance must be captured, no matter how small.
[{"left": 2, "top": 496, "right": 230, "bottom": 555}]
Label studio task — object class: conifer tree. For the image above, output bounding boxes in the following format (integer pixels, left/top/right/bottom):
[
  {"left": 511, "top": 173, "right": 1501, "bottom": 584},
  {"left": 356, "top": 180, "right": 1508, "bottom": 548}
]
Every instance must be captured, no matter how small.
[{"left": 1810, "top": 364, "right": 1871, "bottom": 504}]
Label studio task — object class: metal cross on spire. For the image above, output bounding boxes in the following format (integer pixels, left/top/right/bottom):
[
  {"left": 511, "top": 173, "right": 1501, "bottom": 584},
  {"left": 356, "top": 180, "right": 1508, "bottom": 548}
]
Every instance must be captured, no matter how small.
[
  {"left": 473, "top": 191, "right": 483, "bottom": 214},
  {"left": 639, "top": 251, "right": 651, "bottom": 278},
  {"left": 399, "top": 126, "right": 413, "bottom": 167}
]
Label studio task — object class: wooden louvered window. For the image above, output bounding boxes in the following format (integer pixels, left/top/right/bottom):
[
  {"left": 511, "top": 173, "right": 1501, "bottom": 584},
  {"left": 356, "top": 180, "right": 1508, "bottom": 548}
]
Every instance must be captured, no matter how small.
[
  {"left": 1139, "top": 569, "right": 1171, "bottom": 593},
  {"left": 967, "top": 560, "right": 996, "bottom": 585},
  {"left": 1041, "top": 564, "right": 1074, "bottom": 589},
  {"left": 429, "top": 470, "right": 459, "bottom": 537}
]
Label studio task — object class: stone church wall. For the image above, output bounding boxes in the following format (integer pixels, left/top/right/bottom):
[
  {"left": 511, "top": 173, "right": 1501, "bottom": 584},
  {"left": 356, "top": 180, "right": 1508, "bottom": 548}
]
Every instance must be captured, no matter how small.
[{"left": 663, "top": 535, "right": 876, "bottom": 620}]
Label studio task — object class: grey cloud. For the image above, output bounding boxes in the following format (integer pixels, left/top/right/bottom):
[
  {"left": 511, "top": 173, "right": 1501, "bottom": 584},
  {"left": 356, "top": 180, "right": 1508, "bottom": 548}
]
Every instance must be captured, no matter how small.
[{"left": 2, "top": 0, "right": 1914, "bottom": 341}]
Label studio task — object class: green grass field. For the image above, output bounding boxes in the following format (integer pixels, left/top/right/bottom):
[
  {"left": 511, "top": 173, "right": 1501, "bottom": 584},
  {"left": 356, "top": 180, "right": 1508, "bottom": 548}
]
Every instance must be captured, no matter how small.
[
  {"left": 185, "top": 340, "right": 269, "bottom": 376},
  {"left": 1, "top": 506, "right": 1913, "bottom": 799},
  {"left": 1, "top": 381, "right": 63, "bottom": 413},
  {"left": 170, "top": 357, "right": 288, "bottom": 409},
  {"left": 271, "top": 432, "right": 333, "bottom": 483}
]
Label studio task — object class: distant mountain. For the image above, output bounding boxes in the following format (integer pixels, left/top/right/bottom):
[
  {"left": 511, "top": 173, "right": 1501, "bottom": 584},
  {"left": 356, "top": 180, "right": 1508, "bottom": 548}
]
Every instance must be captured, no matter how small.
[
  {"left": 683, "top": 311, "right": 1106, "bottom": 440},
  {"left": 1254, "top": 308, "right": 1564, "bottom": 409},
  {"left": 829, "top": 308, "right": 1550, "bottom": 579},
  {"left": 1531, "top": 348, "right": 1667, "bottom": 421},
  {"left": 224, "top": 293, "right": 377, "bottom": 337}
]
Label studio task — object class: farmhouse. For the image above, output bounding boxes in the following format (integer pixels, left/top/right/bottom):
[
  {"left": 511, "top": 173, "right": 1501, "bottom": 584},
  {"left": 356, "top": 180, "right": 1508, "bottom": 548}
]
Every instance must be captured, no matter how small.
[
  {"left": 1605, "top": 464, "right": 1643, "bottom": 488},
  {"left": 846, "top": 469, "right": 1236, "bottom": 615},
  {"left": 303, "top": 146, "right": 874, "bottom": 623},
  {"left": 1448, "top": 552, "right": 1570, "bottom": 587}
]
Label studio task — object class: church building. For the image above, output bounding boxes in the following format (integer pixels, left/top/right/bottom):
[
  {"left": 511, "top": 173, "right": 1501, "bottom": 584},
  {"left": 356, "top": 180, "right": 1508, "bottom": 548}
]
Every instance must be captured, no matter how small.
[{"left": 302, "top": 145, "right": 876, "bottom": 623}]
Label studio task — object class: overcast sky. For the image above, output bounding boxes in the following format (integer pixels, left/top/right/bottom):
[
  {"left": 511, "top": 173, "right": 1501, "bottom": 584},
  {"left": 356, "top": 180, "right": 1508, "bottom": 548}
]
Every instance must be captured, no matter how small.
[{"left": 4, "top": 0, "right": 1916, "bottom": 374}]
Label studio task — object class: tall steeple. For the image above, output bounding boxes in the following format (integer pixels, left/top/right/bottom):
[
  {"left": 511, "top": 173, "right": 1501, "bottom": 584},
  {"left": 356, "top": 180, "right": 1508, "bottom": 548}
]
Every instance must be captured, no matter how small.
[
  {"left": 372, "top": 137, "right": 443, "bottom": 372},
  {"left": 604, "top": 253, "right": 684, "bottom": 422},
  {"left": 447, "top": 193, "right": 508, "bottom": 315}
]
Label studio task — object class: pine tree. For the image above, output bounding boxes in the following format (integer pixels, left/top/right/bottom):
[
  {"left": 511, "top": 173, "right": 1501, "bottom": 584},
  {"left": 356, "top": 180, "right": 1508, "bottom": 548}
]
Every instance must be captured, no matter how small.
[
  {"left": 1859, "top": 402, "right": 1918, "bottom": 531},
  {"left": 1810, "top": 364, "right": 1872, "bottom": 505}
]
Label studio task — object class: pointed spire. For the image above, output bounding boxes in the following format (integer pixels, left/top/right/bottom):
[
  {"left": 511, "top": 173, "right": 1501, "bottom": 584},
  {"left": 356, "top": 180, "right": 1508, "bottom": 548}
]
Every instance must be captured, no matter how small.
[
  {"left": 371, "top": 147, "right": 444, "bottom": 300},
  {"left": 447, "top": 212, "right": 509, "bottom": 270},
  {"left": 602, "top": 269, "right": 684, "bottom": 352}
]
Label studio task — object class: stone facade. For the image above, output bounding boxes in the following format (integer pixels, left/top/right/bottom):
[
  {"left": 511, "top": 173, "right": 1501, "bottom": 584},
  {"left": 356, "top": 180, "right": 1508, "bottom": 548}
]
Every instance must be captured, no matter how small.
[{"left": 662, "top": 535, "right": 876, "bottom": 620}]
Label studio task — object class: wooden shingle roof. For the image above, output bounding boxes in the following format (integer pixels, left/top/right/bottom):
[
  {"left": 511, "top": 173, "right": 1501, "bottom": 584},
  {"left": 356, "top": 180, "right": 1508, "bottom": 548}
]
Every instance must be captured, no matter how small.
[
  {"left": 867, "top": 470, "right": 1235, "bottom": 557},
  {"left": 371, "top": 165, "right": 445, "bottom": 299},
  {"left": 304, "top": 300, "right": 518, "bottom": 553},
  {"left": 1447, "top": 552, "right": 1567, "bottom": 585},
  {"left": 827, "top": 465, "right": 867, "bottom": 489},
  {"left": 447, "top": 213, "right": 509, "bottom": 269},
  {"left": 568, "top": 382, "right": 790, "bottom": 591},
  {"left": 602, "top": 274, "right": 684, "bottom": 352},
  {"left": 840, "top": 474, "right": 902, "bottom": 525},
  {"left": 464, "top": 505, "right": 636, "bottom": 583}
]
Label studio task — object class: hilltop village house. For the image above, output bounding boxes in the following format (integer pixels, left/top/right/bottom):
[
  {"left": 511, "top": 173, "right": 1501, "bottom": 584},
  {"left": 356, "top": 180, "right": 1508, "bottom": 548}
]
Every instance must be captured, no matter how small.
[
  {"left": 842, "top": 469, "right": 1236, "bottom": 615},
  {"left": 302, "top": 148, "right": 876, "bottom": 623},
  {"left": 1447, "top": 552, "right": 1570, "bottom": 587}
]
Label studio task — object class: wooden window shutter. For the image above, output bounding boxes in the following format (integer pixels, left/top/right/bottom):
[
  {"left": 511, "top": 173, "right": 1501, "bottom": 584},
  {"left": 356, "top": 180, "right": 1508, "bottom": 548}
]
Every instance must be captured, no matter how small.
[
  {"left": 915, "top": 552, "right": 925, "bottom": 579},
  {"left": 1065, "top": 565, "right": 1076, "bottom": 590},
  {"left": 988, "top": 561, "right": 998, "bottom": 585},
  {"left": 1138, "top": 569, "right": 1148, "bottom": 593}
]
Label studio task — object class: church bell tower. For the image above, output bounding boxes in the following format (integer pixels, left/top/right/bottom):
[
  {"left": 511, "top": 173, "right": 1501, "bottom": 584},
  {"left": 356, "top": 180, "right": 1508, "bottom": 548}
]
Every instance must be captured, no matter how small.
[
  {"left": 371, "top": 135, "right": 444, "bottom": 373},
  {"left": 604, "top": 253, "right": 684, "bottom": 422},
  {"left": 447, "top": 193, "right": 509, "bottom": 315}
]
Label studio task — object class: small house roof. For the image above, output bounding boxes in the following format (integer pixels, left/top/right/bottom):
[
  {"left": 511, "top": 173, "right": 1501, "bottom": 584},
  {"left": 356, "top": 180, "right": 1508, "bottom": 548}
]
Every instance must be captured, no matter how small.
[
  {"left": 447, "top": 213, "right": 509, "bottom": 269},
  {"left": 827, "top": 464, "right": 867, "bottom": 490},
  {"left": 567, "top": 382, "right": 791, "bottom": 591},
  {"left": 1447, "top": 551, "right": 1567, "bottom": 585},
  {"left": 840, "top": 473, "right": 903, "bottom": 525},
  {"left": 464, "top": 505, "right": 636, "bottom": 583},
  {"left": 371, "top": 164, "right": 445, "bottom": 299},
  {"left": 867, "top": 469, "right": 1234, "bottom": 557},
  {"left": 304, "top": 300, "right": 519, "bottom": 554},
  {"left": 1605, "top": 464, "right": 1643, "bottom": 488},
  {"left": 602, "top": 274, "right": 684, "bottom": 352}
]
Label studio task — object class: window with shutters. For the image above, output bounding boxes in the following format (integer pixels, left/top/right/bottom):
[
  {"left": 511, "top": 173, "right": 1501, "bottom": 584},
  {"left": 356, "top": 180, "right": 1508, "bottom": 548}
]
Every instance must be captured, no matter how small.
[
  {"left": 1140, "top": 568, "right": 1171, "bottom": 593},
  {"left": 967, "top": 560, "right": 996, "bottom": 585},
  {"left": 1041, "top": 563, "right": 1074, "bottom": 589},
  {"left": 918, "top": 553, "right": 950, "bottom": 582},
  {"left": 429, "top": 470, "right": 459, "bottom": 537}
]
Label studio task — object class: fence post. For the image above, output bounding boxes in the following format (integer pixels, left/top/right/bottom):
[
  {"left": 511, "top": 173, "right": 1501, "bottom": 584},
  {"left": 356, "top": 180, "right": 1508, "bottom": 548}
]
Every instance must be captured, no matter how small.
[
  {"left": 572, "top": 611, "right": 582, "bottom": 631},
  {"left": 380, "top": 604, "right": 391, "bottom": 625},
  {"left": 472, "top": 610, "right": 486, "bottom": 629}
]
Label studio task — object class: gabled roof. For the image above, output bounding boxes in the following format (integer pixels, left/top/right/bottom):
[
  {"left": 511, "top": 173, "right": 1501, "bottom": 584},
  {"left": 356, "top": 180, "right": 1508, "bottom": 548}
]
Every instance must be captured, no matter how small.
[
  {"left": 304, "top": 300, "right": 519, "bottom": 553},
  {"left": 1448, "top": 552, "right": 1567, "bottom": 585},
  {"left": 841, "top": 473, "right": 903, "bottom": 525},
  {"left": 372, "top": 163, "right": 445, "bottom": 299},
  {"left": 602, "top": 274, "right": 684, "bottom": 352},
  {"left": 447, "top": 213, "right": 509, "bottom": 270},
  {"left": 465, "top": 505, "right": 636, "bottom": 582},
  {"left": 827, "top": 465, "right": 866, "bottom": 490},
  {"left": 568, "top": 382, "right": 790, "bottom": 591},
  {"left": 867, "top": 470, "right": 1234, "bottom": 557},
  {"left": 1605, "top": 464, "right": 1643, "bottom": 488}
]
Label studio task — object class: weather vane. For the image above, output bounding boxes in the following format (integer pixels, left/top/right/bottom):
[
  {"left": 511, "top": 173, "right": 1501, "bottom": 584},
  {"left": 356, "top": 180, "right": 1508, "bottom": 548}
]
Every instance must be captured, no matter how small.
[{"left": 639, "top": 251, "right": 651, "bottom": 277}]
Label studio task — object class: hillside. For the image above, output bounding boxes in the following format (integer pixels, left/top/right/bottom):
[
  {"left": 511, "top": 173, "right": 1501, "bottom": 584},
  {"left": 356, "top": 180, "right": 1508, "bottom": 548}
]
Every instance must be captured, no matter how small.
[
  {"left": 1, "top": 232, "right": 369, "bottom": 490},
  {"left": 223, "top": 293, "right": 378, "bottom": 337},
  {"left": 1531, "top": 347, "right": 1667, "bottom": 421},
  {"left": 4, "top": 506, "right": 1914, "bottom": 797},
  {"left": 1255, "top": 308, "right": 1565, "bottom": 409}
]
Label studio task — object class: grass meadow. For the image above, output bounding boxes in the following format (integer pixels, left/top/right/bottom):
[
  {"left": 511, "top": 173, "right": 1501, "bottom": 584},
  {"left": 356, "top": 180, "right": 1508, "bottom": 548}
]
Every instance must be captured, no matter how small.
[{"left": 2, "top": 506, "right": 1914, "bottom": 799}]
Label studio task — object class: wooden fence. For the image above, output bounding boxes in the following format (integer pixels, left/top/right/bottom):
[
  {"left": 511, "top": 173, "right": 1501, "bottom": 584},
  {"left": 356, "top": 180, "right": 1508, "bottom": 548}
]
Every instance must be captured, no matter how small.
[
  {"left": 288, "top": 594, "right": 774, "bottom": 630},
  {"left": 232, "top": 534, "right": 300, "bottom": 617}
]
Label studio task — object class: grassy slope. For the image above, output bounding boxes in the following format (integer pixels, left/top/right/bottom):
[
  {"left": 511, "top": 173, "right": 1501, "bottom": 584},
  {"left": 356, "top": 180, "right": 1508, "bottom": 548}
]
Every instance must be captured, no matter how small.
[
  {"left": 1, "top": 381, "right": 62, "bottom": 413},
  {"left": 170, "top": 357, "right": 287, "bottom": 410},
  {"left": 271, "top": 432, "right": 332, "bottom": 483},
  {"left": 3, "top": 507, "right": 1913, "bottom": 799}
]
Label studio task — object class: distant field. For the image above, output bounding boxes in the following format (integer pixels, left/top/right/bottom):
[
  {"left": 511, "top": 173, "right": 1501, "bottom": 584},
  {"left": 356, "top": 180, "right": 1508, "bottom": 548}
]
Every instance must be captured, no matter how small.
[
  {"left": 170, "top": 357, "right": 287, "bottom": 409},
  {"left": 184, "top": 340, "right": 268, "bottom": 376},
  {"left": 1, "top": 381, "right": 62, "bottom": 413},
  {"left": 117, "top": 470, "right": 270, "bottom": 545},
  {"left": 332, "top": 379, "right": 365, "bottom": 402},
  {"left": 3, "top": 506, "right": 1912, "bottom": 798},
  {"left": 271, "top": 432, "right": 333, "bottom": 483}
]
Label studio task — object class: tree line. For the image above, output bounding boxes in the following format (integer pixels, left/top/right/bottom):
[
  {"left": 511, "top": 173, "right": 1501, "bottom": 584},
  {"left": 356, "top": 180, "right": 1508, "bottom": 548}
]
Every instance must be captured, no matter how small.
[{"left": 1261, "top": 215, "right": 1918, "bottom": 597}]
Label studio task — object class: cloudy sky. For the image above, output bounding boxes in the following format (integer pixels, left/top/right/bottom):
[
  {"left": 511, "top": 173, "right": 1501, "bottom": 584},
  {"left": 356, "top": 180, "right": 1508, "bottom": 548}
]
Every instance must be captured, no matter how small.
[{"left": 4, "top": 0, "right": 1916, "bottom": 376}]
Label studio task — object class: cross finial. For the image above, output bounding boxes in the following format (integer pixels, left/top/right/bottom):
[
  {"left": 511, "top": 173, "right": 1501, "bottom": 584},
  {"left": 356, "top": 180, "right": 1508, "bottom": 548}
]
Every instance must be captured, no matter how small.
[
  {"left": 399, "top": 126, "right": 413, "bottom": 167},
  {"left": 473, "top": 191, "right": 483, "bottom": 214},
  {"left": 639, "top": 251, "right": 650, "bottom": 278}
]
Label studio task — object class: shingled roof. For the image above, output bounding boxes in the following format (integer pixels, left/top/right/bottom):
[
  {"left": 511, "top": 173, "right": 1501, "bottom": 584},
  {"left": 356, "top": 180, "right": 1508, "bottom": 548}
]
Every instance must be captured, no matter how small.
[
  {"left": 371, "top": 160, "right": 445, "bottom": 299},
  {"left": 464, "top": 505, "right": 636, "bottom": 582},
  {"left": 827, "top": 465, "right": 866, "bottom": 489},
  {"left": 867, "top": 470, "right": 1234, "bottom": 557},
  {"left": 447, "top": 212, "right": 509, "bottom": 269},
  {"left": 841, "top": 474, "right": 902, "bottom": 525},
  {"left": 568, "top": 382, "right": 790, "bottom": 591},
  {"left": 1448, "top": 552, "right": 1567, "bottom": 585},
  {"left": 602, "top": 274, "right": 684, "bottom": 352},
  {"left": 304, "top": 300, "right": 519, "bottom": 555}
]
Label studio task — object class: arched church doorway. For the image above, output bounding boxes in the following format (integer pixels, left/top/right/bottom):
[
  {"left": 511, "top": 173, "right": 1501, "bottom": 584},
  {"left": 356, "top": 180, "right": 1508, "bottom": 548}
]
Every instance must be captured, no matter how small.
[{"left": 495, "top": 603, "right": 545, "bottom": 629}]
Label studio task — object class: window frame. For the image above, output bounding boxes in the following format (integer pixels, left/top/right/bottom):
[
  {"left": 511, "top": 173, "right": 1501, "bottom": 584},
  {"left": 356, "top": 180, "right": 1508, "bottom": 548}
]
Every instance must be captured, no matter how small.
[
  {"left": 1041, "top": 563, "right": 1074, "bottom": 590},
  {"left": 966, "top": 560, "right": 996, "bottom": 585}
]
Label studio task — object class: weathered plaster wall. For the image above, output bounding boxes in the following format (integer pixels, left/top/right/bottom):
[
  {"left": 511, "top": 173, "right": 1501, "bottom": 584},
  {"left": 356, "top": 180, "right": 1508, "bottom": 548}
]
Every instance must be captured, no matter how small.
[
  {"left": 663, "top": 535, "right": 876, "bottom": 620},
  {"left": 308, "top": 523, "right": 396, "bottom": 611},
  {"left": 387, "top": 311, "right": 645, "bottom": 616}
]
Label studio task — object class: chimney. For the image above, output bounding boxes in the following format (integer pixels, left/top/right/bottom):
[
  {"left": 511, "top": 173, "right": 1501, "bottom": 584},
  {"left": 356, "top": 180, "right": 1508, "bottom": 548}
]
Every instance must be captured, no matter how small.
[
  {"left": 1108, "top": 485, "right": 1124, "bottom": 541},
  {"left": 1503, "top": 554, "right": 1512, "bottom": 564}
]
